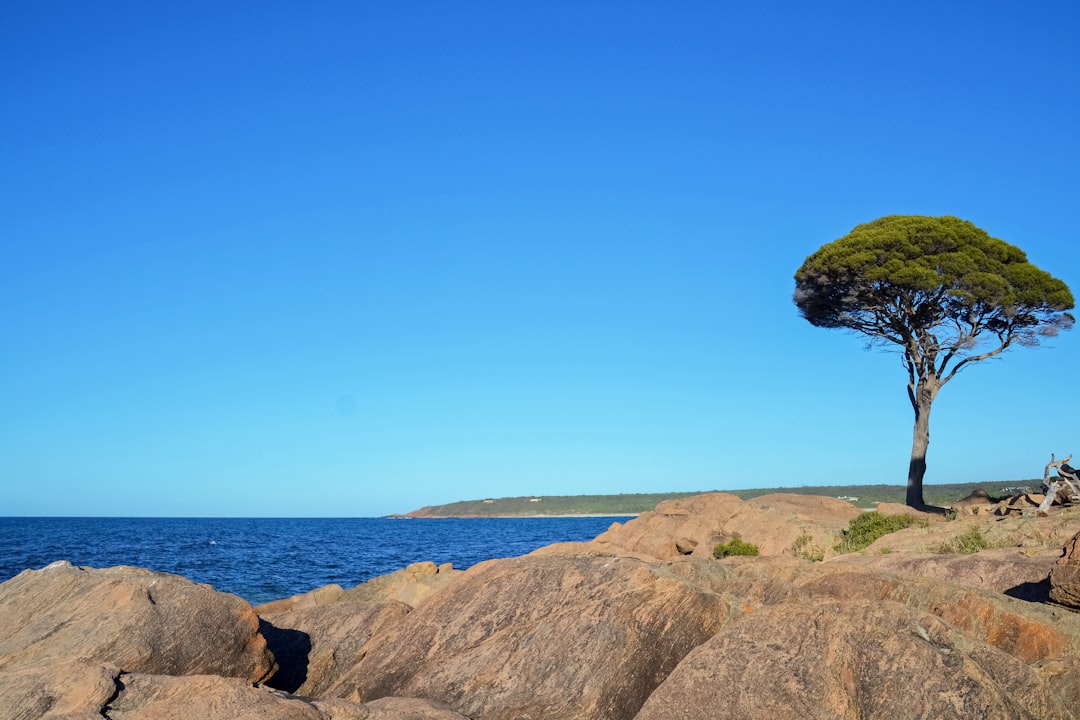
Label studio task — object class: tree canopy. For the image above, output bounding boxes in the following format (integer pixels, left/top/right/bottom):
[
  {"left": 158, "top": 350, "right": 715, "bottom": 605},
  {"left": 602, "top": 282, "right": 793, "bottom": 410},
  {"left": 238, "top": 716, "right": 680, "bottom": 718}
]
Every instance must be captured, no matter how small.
[{"left": 794, "top": 215, "right": 1073, "bottom": 507}]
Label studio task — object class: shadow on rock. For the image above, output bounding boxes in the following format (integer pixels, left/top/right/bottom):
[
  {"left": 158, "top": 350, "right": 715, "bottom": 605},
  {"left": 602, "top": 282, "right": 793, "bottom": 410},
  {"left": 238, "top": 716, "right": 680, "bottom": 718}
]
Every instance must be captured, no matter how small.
[
  {"left": 1004, "top": 577, "right": 1051, "bottom": 603},
  {"left": 258, "top": 618, "right": 311, "bottom": 694}
]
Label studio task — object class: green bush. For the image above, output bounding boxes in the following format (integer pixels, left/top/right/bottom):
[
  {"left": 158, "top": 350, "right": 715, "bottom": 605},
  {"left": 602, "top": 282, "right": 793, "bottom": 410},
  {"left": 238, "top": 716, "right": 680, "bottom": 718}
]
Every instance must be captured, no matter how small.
[
  {"left": 933, "top": 525, "right": 992, "bottom": 555},
  {"left": 713, "top": 536, "right": 760, "bottom": 558},
  {"left": 833, "top": 512, "right": 915, "bottom": 554},
  {"left": 791, "top": 533, "right": 825, "bottom": 562}
]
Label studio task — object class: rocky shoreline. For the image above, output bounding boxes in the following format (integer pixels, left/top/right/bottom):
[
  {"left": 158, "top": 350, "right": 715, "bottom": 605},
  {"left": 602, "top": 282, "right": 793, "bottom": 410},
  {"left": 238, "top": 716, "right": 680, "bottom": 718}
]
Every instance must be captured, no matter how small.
[{"left": 5, "top": 492, "right": 1080, "bottom": 719}]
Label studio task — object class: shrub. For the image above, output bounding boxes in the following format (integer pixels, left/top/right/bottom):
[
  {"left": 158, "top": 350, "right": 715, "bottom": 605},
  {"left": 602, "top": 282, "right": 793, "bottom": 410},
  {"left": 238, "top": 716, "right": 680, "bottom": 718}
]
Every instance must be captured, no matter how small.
[
  {"left": 791, "top": 533, "right": 825, "bottom": 562},
  {"left": 713, "top": 536, "right": 759, "bottom": 558},
  {"left": 833, "top": 512, "right": 915, "bottom": 554},
  {"left": 933, "top": 525, "right": 992, "bottom": 555}
]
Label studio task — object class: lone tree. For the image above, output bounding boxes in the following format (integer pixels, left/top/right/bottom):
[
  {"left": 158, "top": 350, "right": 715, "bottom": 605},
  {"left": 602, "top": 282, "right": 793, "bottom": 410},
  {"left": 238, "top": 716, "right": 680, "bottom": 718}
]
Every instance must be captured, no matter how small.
[{"left": 794, "top": 215, "right": 1073, "bottom": 508}]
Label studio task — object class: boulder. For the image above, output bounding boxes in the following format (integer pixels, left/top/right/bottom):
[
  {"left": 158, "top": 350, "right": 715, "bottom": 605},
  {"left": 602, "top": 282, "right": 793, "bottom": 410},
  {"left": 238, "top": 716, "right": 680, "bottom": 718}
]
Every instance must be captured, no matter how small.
[
  {"left": 255, "top": 561, "right": 461, "bottom": 615},
  {"left": 0, "top": 663, "right": 471, "bottom": 720},
  {"left": 0, "top": 660, "right": 120, "bottom": 720},
  {"left": 633, "top": 600, "right": 1075, "bottom": 720},
  {"left": 800, "top": 570, "right": 1080, "bottom": 664},
  {"left": 340, "top": 561, "right": 462, "bottom": 608},
  {"left": 104, "top": 672, "right": 470, "bottom": 720},
  {"left": 585, "top": 492, "right": 861, "bottom": 562},
  {"left": 261, "top": 600, "right": 412, "bottom": 696},
  {"left": 106, "top": 672, "right": 363, "bottom": 719},
  {"left": 254, "top": 583, "right": 347, "bottom": 614},
  {"left": 1050, "top": 531, "right": 1080, "bottom": 609},
  {"left": 364, "top": 697, "right": 475, "bottom": 719},
  {"left": 832, "top": 547, "right": 1058, "bottom": 601},
  {"left": 0, "top": 561, "right": 274, "bottom": 681},
  {"left": 329, "top": 554, "right": 732, "bottom": 720}
]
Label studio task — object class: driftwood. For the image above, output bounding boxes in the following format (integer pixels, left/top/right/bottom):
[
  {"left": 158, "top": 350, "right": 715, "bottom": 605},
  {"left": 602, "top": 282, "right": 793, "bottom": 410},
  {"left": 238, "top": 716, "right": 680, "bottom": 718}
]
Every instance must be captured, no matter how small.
[{"left": 1038, "top": 453, "right": 1080, "bottom": 516}]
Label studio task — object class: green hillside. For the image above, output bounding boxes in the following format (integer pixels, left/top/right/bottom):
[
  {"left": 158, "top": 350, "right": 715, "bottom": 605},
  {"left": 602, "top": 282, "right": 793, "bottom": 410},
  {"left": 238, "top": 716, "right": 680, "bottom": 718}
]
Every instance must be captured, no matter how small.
[{"left": 402, "top": 480, "right": 1041, "bottom": 517}]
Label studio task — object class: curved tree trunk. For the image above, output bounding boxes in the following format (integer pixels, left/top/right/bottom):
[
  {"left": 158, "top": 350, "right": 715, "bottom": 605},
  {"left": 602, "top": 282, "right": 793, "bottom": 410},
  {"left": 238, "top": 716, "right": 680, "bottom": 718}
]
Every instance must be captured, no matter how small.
[{"left": 906, "top": 383, "right": 938, "bottom": 508}]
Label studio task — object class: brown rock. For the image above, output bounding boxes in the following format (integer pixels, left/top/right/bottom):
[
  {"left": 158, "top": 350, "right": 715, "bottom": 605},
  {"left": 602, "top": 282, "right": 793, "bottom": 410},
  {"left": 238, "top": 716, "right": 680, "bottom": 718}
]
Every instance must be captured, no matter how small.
[
  {"left": 365, "top": 697, "right": 473, "bottom": 719},
  {"left": 0, "top": 561, "right": 274, "bottom": 681},
  {"left": 255, "top": 561, "right": 461, "bottom": 615},
  {"left": 800, "top": 570, "right": 1080, "bottom": 663},
  {"left": 586, "top": 492, "right": 860, "bottom": 562},
  {"left": 261, "top": 600, "right": 412, "bottom": 696},
  {"left": 342, "top": 561, "right": 462, "bottom": 608},
  {"left": 1050, "top": 531, "right": 1080, "bottom": 609},
  {"left": 254, "top": 583, "right": 347, "bottom": 614},
  {"left": 833, "top": 547, "right": 1058, "bottom": 601},
  {"left": 331, "top": 554, "right": 732, "bottom": 720},
  {"left": 0, "top": 660, "right": 120, "bottom": 720},
  {"left": 0, "top": 664, "right": 470, "bottom": 720},
  {"left": 633, "top": 600, "right": 1074, "bottom": 720},
  {"left": 105, "top": 672, "right": 367, "bottom": 720}
]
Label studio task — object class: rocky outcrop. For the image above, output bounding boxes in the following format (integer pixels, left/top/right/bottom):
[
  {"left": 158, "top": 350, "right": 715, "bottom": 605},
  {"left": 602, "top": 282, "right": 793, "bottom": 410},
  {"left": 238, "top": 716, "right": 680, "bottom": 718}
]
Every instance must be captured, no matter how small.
[
  {"left": 0, "top": 561, "right": 274, "bottom": 681},
  {"left": 578, "top": 492, "right": 862, "bottom": 561},
  {"left": 633, "top": 600, "right": 1075, "bottom": 720},
  {"left": 330, "top": 554, "right": 733, "bottom": 720},
  {"left": 105, "top": 672, "right": 473, "bottom": 720},
  {"left": 6, "top": 497, "right": 1080, "bottom": 720},
  {"left": 256, "top": 561, "right": 464, "bottom": 696},
  {"left": 256, "top": 561, "right": 461, "bottom": 615},
  {"left": 261, "top": 600, "right": 412, "bottom": 696},
  {"left": 339, "top": 561, "right": 462, "bottom": 607},
  {"left": 0, "top": 661, "right": 472, "bottom": 720},
  {"left": 1050, "top": 531, "right": 1080, "bottom": 609},
  {"left": 1, "top": 660, "right": 121, "bottom": 720},
  {"left": 833, "top": 547, "right": 1059, "bottom": 601}
]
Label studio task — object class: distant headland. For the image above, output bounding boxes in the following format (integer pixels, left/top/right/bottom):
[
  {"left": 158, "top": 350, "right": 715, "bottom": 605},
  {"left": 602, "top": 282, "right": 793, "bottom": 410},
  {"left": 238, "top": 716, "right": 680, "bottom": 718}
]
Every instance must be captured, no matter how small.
[{"left": 399, "top": 480, "right": 1036, "bottom": 518}]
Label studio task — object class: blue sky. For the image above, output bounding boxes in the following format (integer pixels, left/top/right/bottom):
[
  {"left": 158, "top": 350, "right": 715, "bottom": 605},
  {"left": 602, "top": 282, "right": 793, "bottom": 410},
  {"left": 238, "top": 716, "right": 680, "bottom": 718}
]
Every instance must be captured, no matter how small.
[{"left": 2, "top": 2, "right": 1077, "bottom": 517}]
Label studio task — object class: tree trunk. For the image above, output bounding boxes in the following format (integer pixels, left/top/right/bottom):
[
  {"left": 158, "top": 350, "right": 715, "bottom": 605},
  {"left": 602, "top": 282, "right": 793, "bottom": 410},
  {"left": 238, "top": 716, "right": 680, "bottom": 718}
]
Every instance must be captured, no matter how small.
[{"left": 906, "top": 383, "right": 937, "bottom": 508}]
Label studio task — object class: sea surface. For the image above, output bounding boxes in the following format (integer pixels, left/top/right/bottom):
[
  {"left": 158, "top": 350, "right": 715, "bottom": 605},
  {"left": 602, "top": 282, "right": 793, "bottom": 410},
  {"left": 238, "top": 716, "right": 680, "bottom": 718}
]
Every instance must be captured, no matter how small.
[{"left": 0, "top": 516, "right": 631, "bottom": 605}]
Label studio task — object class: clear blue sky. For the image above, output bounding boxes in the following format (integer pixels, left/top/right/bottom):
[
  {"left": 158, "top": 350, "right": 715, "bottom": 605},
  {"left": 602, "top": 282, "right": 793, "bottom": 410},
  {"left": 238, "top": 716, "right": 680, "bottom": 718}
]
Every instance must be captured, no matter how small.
[{"left": 2, "top": 2, "right": 1077, "bottom": 517}]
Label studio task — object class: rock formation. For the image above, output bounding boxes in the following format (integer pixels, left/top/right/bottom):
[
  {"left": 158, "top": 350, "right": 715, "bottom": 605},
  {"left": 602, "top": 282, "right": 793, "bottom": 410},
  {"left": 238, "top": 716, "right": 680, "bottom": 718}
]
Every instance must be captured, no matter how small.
[
  {"left": 0, "top": 561, "right": 274, "bottom": 681},
  {"left": 1050, "top": 531, "right": 1080, "bottom": 609},
  {"left": 5, "top": 494, "right": 1080, "bottom": 719},
  {"left": 571, "top": 492, "right": 863, "bottom": 561}
]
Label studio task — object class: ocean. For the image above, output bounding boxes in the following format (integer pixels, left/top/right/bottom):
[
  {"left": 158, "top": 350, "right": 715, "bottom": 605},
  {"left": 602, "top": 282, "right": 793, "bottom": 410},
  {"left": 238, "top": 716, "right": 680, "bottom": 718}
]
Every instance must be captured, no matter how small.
[{"left": 0, "top": 516, "right": 630, "bottom": 605}]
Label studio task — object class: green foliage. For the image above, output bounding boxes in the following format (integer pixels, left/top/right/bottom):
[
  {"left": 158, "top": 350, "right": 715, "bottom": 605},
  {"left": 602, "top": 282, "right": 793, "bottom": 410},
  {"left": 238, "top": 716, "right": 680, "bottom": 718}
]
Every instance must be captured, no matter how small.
[
  {"left": 933, "top": 526, "right": 993, "bottom": 555},
  {"left": 834, "top": 512, "right": 915, "bottom": 554},
  {"left": 794, "top": 215, "right": 1073, "bottom": 508},
  {"left": 794, "top": 216, "right": 1074, "bottom": 343},
  {"left": 713, "top": 536, "right": 759, "bottom": 558},
  {"left": 791, "top": 534, "right": 825, "bottom": 562}
]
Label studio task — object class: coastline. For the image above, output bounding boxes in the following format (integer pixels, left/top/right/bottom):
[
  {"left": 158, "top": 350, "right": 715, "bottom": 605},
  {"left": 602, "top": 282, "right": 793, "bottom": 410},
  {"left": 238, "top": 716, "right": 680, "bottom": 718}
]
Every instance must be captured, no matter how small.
[{"left": 390, "top": 513, "right": 639, "bottom": 519}]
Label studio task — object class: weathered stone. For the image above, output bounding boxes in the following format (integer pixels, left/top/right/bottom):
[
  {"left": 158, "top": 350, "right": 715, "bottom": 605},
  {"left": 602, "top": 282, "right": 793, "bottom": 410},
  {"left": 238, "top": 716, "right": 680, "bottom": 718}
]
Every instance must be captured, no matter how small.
[
  {"left": 254, "top": 583, "right": 347, "bottom": 614},
  {"left": 633, "top": 600, "right": 1075, "bottom": 720},
  {"left": 1050, "top": 531, "right": 1080, "bottom": 609},
  {"left": 364, "top": 696, "right": 473, "bottom": 719},
  {"left": 7, "top": 494, "right": 1080, "bottom": 720},
  {"left": 105, "top": 672, "right": 369, "bottom": 720},
  {"left": 833, "top": 547, "right": 1058, "bottom": 601},
  {"left": 585, "top": 492, "right": 861, "bottom": 562},
  {"left": 951, "top": 488, "right": 999, "bottom": 516},
  {"left": 0, "top": 663, "right": 471, "bottom": 720},
  {"left": 261, "top": 600, "right": 412, "bottom": 696},
  {"left": 0, "top": 660, "right": 120, "bottom": 720},
  {"left": 255, "top": 561, "right": 461, "bottom": 615},
  {"left": 800, "top": 570, "right": 1080, "bottom": 663},
  {"left": 331, "top": 554, "right": 732, "bottom": 720},
  {"left": 0, "top": 562, "right": 275, "bottom": 681},
  {"left": 342, "top": 561, "right": 462, "bottom": 608}
]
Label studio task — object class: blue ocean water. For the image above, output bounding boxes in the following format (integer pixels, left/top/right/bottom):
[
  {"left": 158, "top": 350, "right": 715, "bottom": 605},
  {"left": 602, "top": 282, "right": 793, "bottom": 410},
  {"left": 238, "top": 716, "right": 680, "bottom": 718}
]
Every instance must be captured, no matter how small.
[{"left": 0, "top": 516, "right": 630, "bottom": 605}]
